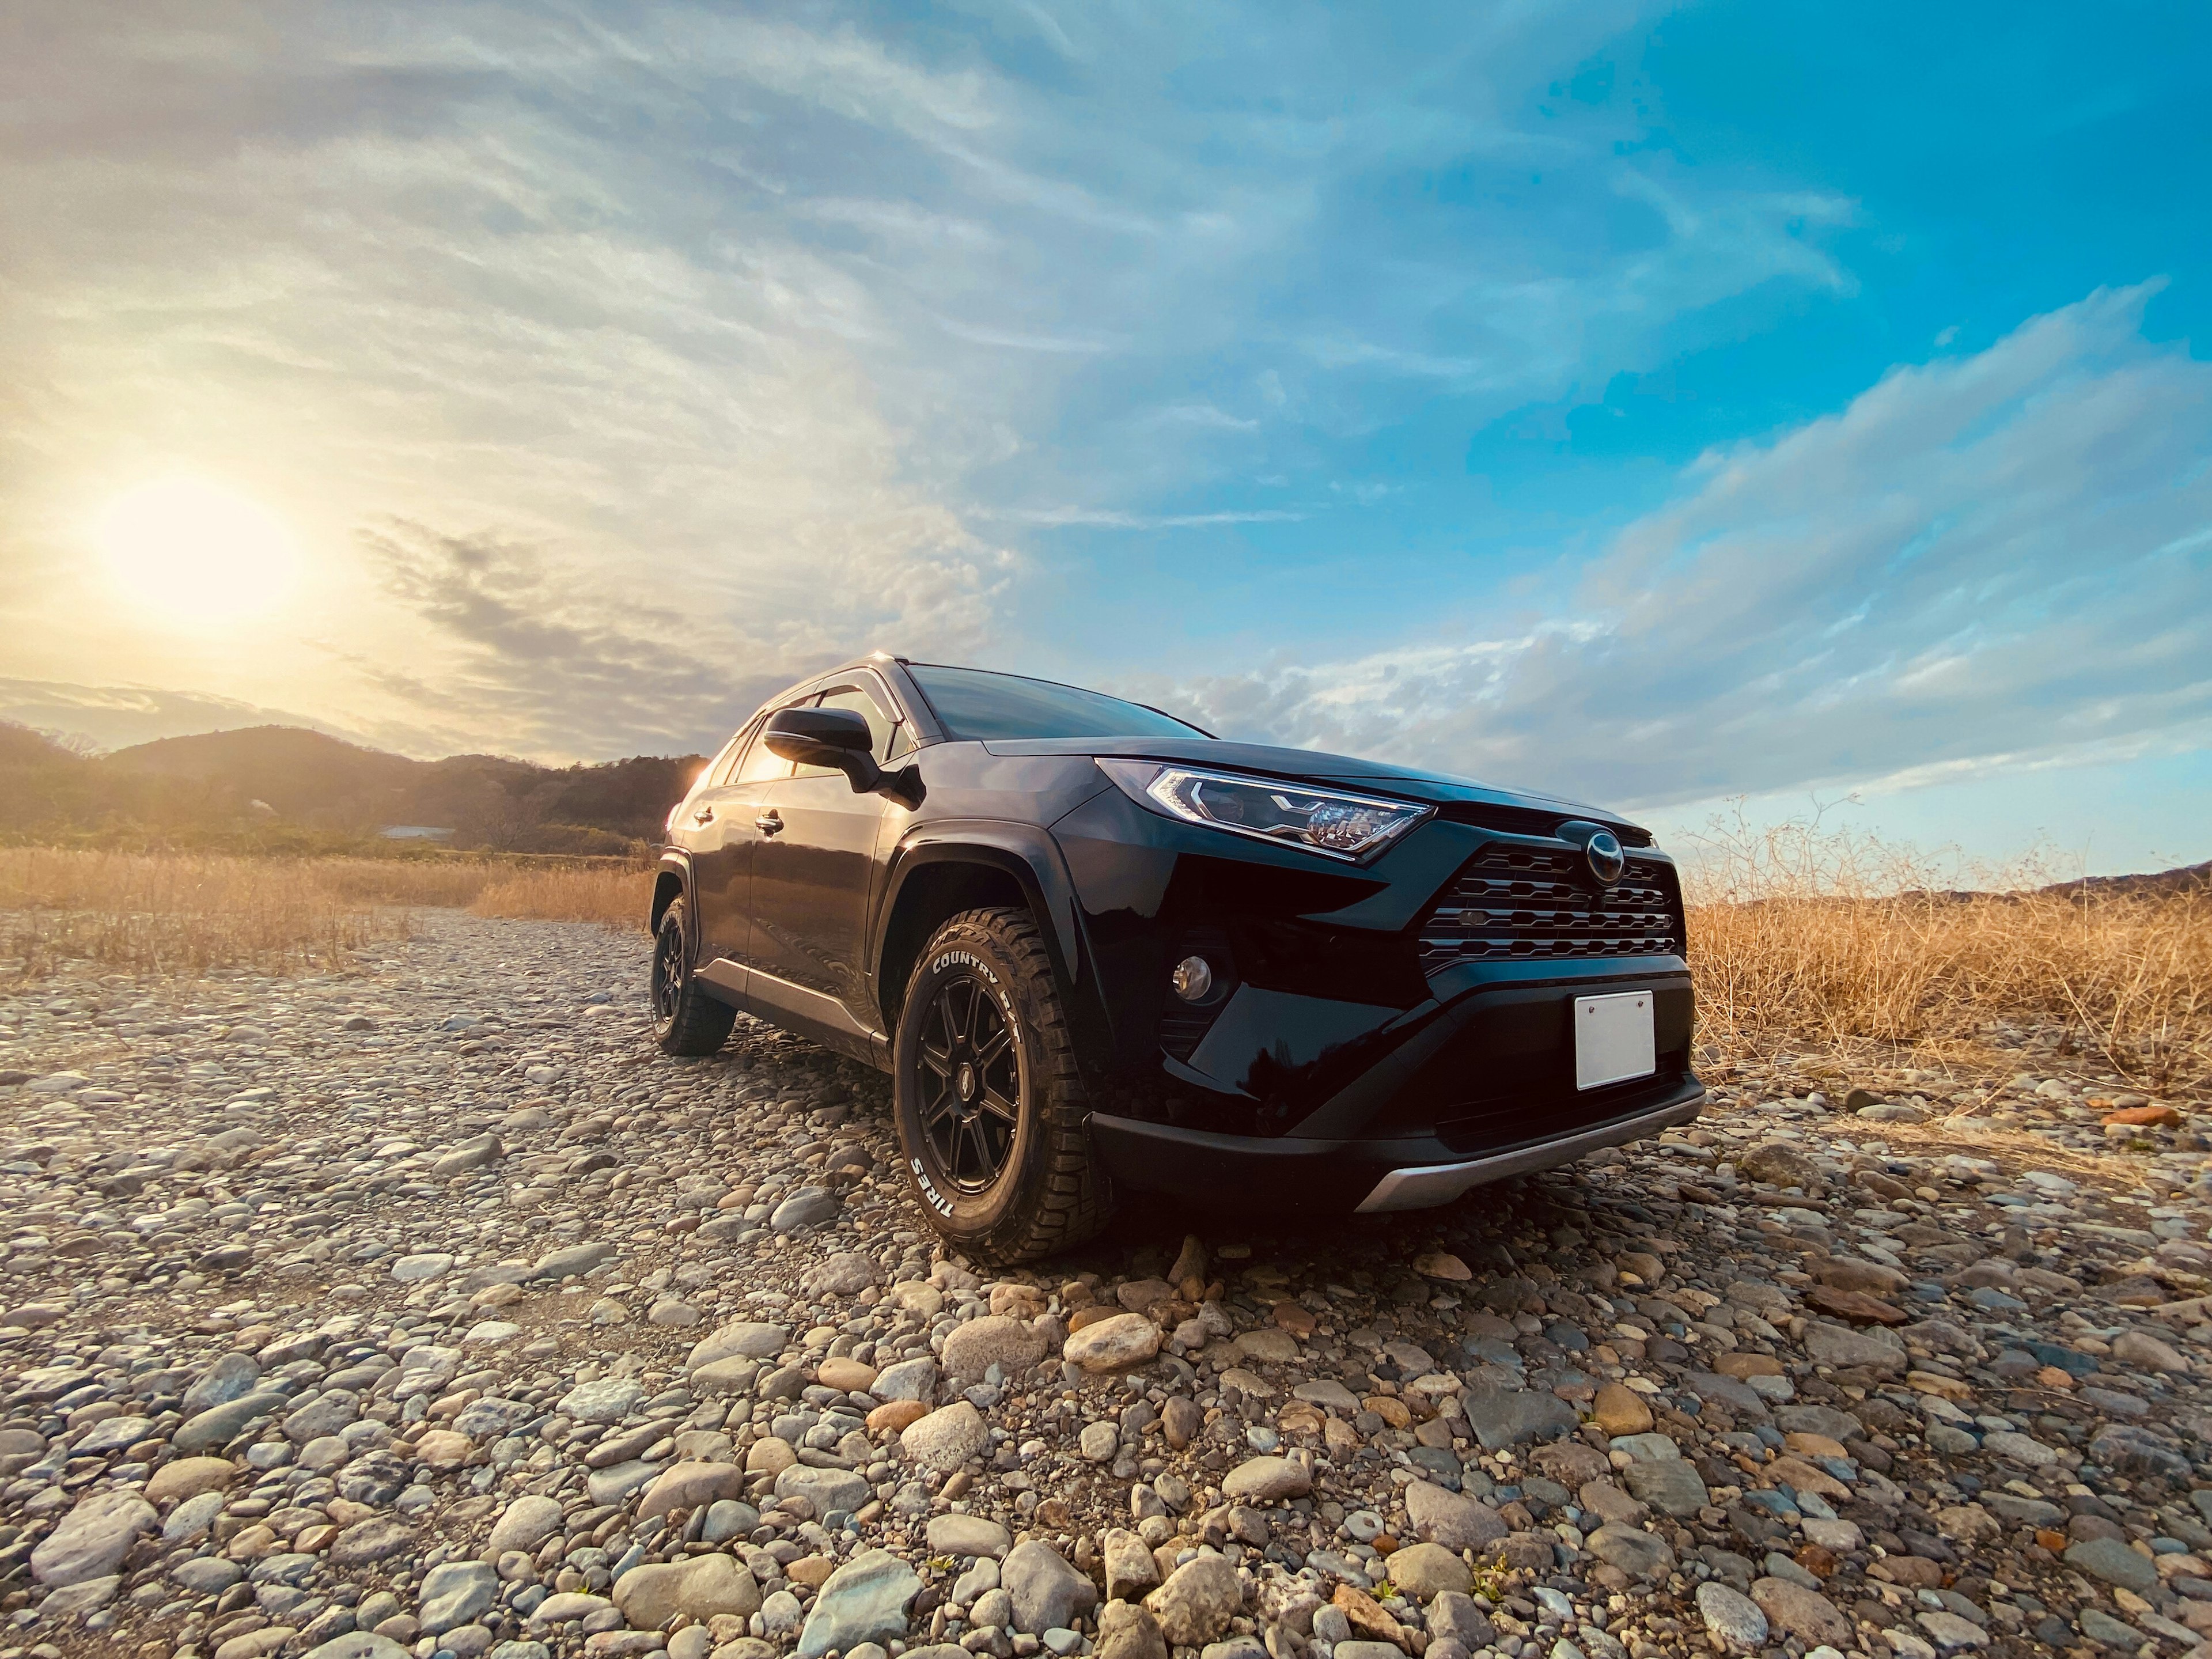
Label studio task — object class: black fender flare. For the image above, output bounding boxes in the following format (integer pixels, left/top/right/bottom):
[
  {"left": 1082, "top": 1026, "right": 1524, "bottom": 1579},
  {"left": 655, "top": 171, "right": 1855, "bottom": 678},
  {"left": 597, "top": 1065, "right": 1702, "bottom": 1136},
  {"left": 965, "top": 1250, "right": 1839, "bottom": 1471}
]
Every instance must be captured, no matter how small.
[
  {"left": 651, "top": 850, "right": 695, "bottom": 957},
  {"left": 870, "top": 820, "right": 1109, "bottom": 1056}
]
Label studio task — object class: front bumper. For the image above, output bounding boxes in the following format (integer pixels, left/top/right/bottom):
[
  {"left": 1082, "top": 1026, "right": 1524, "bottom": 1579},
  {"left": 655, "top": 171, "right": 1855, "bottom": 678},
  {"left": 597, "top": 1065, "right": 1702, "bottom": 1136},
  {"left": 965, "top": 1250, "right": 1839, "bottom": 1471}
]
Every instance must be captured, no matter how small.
[{"left": 1088, "top": 1074, "right": 1704, "bottom": 1214}]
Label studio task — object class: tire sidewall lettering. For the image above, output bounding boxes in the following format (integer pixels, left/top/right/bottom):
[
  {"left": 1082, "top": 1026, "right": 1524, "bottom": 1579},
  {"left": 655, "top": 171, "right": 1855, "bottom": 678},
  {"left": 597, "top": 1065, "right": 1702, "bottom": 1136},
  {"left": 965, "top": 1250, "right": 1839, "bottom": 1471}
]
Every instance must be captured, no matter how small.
[{"left": 910, "top": 937, "right": 1027, "bottom": 1213}]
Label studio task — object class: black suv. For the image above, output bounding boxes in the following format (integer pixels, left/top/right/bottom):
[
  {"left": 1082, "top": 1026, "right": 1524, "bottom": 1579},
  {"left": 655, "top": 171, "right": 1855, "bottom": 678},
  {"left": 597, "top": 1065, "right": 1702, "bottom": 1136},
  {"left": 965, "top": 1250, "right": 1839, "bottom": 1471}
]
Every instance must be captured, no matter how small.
[{"left": 650, "top": 654, "right": 1700, "bottom": 1260}]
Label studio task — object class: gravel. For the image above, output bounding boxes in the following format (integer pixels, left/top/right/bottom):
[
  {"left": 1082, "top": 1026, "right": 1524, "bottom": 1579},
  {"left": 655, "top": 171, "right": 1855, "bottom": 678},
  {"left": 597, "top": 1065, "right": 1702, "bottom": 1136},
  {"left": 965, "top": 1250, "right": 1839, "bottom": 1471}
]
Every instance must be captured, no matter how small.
[{"left": 4, "top": 910, "right": 2212, "bottom": 1659}]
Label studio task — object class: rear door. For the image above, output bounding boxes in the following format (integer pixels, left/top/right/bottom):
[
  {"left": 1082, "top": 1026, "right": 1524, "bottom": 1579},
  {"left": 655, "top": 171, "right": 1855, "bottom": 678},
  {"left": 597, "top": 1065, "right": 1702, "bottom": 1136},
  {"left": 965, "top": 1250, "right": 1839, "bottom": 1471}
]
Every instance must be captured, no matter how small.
[{"left": 749, "top": 676, "right": 911, "bottom": 1032}]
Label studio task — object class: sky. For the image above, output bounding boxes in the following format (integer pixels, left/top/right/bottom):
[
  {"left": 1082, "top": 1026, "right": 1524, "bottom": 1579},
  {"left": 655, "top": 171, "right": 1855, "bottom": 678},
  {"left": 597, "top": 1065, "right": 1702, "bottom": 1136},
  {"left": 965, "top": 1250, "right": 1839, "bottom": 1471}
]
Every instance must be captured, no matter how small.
[{"left": 2, "top": 1, "right": 2208, "bottom": 873}]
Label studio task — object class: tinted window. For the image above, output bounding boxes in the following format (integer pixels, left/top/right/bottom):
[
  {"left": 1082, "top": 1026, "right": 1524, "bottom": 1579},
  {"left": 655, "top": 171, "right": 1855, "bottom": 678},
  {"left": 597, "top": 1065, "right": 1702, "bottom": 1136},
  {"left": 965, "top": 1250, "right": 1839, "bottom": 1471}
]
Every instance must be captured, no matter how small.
[
  {"left": 707, "top": 719, "right": 759, "bottom": 787},
  {"left": 791, "top": 685, "right": 898, "bottom": 777},
  {"left": 733, "top": 708, "right": 798, "bottom": 783},
  {"left": 908, "top": 664, "right": 1207, "bottom": 741}
]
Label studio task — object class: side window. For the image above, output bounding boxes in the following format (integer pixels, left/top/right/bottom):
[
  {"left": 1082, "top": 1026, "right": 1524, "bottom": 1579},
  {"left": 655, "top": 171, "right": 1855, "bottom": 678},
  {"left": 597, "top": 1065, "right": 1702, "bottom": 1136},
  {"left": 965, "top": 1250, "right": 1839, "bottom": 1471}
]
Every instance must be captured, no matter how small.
[
  {"left": 791, "top": 684, "right": 902, "bottom": 777},
  {"left": 706, "top": 719, "right": 758, "bottom": 787},
  {"left": 733, "top": 710, "right": 797, "bottom": 783}
]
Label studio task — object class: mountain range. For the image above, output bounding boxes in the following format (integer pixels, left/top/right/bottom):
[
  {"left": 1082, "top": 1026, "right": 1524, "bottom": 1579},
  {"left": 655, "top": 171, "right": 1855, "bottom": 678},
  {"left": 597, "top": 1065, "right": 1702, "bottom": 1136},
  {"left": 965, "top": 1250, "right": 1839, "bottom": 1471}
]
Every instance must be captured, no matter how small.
[{"left": 0, "top": 722, "right": 702, "bottom": 854}]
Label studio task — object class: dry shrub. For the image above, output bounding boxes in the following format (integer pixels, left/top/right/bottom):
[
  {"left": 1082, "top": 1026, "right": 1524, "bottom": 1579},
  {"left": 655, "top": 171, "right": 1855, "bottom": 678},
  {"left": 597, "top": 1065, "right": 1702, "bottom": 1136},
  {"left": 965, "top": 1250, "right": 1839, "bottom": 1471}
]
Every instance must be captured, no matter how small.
[
  {"left": 467, "top": 865, "right": 653, "bottom": 929},
  {"left": 0, "top": 847, "right": 651, "bottom": 980},
  {"left": 1680, "top": 808, "right": 2212, "bottom": 1092}
]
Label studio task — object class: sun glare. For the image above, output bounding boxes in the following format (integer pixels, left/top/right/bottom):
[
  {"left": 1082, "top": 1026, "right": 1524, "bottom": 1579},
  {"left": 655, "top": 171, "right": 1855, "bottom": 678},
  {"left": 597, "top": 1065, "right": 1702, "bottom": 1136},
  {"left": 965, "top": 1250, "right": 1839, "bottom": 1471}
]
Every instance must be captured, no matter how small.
[{"left": 91, "top": 477, "right": 301, "bottom": 624}]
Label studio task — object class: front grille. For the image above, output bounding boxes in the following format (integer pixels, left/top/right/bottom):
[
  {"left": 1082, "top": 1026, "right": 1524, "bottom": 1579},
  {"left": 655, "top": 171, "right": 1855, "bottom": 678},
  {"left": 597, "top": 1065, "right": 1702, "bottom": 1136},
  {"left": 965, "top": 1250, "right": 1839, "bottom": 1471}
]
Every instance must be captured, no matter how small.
[{"left": 1416, "top": 844, "right": 1684, "bottom": 969}]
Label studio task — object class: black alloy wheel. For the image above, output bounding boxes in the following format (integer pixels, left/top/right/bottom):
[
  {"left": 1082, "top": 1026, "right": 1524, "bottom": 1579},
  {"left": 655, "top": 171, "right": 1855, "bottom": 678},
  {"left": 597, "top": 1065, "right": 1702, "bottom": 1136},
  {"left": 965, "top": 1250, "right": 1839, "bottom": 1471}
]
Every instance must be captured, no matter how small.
[
  {"left": 914, "top": 972, "right": 1022, "bottom": 1191},
  {"left": 650, "top": 915, "right": 685, "bottom": 1025},
  {"left": 891, "top": 907, "right": 1106, "bottom": 1260},
  {"left": 650, "top": 897, "right": 736, "bottom": 1056}
]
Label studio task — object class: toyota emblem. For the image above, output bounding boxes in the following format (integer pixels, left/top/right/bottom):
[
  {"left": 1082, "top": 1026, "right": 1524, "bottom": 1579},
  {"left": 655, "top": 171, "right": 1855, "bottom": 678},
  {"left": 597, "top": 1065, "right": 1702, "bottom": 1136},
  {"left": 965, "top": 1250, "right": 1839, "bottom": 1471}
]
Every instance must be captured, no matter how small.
[{"left": 1586, "top": 830, "right": 1626, "bottom": 885}]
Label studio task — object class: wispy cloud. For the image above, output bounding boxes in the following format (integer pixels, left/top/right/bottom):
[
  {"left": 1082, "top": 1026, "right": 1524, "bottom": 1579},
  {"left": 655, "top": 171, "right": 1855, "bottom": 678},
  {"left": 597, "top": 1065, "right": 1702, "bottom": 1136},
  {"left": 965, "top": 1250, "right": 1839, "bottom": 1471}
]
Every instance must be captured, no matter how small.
[
  {"left": 982, "top": 507, "right": 1308, "bottom": 529},
  {"left": 1163, "top": 286, "right": 2212, "bottom": 809}
]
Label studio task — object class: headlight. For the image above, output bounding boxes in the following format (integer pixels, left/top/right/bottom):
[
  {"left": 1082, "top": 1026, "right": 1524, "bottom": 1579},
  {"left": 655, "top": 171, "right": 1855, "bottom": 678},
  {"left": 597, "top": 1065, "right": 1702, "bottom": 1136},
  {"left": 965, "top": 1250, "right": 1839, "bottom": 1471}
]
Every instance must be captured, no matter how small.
[{"left": 1097, "top": 759, "right": 1433, "bottom": 862}]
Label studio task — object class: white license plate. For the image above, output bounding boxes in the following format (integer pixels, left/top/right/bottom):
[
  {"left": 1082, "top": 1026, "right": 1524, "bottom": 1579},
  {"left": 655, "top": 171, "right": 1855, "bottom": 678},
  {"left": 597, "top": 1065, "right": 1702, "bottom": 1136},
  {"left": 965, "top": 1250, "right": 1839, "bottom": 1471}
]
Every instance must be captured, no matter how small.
[{"left": 1574, "top": 992, "right": 1656, "bottom": 1090}]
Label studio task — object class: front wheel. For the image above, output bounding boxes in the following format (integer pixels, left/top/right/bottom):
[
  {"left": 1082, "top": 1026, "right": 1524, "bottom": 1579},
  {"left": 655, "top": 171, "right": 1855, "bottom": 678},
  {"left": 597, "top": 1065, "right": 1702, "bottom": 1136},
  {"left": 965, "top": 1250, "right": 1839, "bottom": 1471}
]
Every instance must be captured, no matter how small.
[
  {"left": 650, "top": 897, "right": 735, "bottom": 1056},
  {"left": 893, "top": 907, "right": 1107, "bottom": 1262}
]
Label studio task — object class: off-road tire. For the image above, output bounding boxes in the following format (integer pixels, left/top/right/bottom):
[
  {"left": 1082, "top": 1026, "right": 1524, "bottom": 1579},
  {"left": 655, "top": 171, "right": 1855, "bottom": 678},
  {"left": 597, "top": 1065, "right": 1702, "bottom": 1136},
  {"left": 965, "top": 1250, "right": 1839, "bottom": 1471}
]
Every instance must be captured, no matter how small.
[
  {"left": 893, "top": 907, "right": 1107, "bottom": 1262},
  {"left": 651, "top": 897, "right": 736, "bottom": 1056}
]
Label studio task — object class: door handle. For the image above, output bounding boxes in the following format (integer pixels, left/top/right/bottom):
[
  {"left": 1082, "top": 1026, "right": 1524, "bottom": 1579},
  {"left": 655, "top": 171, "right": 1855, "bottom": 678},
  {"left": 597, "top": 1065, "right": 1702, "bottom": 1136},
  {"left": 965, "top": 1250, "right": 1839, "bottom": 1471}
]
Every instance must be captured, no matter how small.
[
  {"left": 692, "top": 806, "right": 715, "bottom": 824},
  {"left": 756, "top": 810, "right": 783, "bottom": 836}
]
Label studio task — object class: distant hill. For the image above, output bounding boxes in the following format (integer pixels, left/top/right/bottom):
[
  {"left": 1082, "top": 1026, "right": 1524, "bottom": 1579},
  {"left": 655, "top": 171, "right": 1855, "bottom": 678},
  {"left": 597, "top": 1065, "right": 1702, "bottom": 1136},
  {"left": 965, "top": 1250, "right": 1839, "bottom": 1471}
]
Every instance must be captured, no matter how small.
[
  {"left": 0, "top": 722, "right": 704, "bottom": 854},
  {"left": 2040, "top": 861, "right": 2212, "bottom": 900}
]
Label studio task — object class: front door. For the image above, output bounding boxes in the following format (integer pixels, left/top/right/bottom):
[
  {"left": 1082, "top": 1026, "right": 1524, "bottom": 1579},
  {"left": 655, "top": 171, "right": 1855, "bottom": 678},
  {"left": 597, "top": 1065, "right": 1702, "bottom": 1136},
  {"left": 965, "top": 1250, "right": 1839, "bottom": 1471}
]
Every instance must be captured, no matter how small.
[
  {"left": 748, "top": 682, "right": 907, "bottom": 1028},
  {"left": 689, "top": 716, "right": 792, "bottom": 969}
]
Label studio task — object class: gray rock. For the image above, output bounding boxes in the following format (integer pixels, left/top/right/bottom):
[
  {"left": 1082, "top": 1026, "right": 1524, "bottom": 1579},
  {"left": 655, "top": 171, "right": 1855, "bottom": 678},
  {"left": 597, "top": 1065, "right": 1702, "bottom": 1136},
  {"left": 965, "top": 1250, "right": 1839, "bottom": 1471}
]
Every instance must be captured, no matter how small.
[
  {"left": 703, "top": 1500, "right": 760, "bottom": 1543},
  {"left": 2078, "top": 1607, "right": 2146, "bottom": 1648},
  {"left": 1221, "top": 1455, "right": 1310, "bottom": 1501},
  {"left": 1461, "top": 1386, "right": 1577, "bottom": 1449},
  {"left": 872, "top": 1356, "right": 939, "bottom": 1402},
  {"left": 801, "top": 1252, "right": 881, "bottom": 1296},
  {"left": 1427, "top": 1592, "right": 1495, "bottom": 1649},
  {"left": 1404, "top": 1480, "right": 1507, "bottom": 1549},
  {"left": 1916, "top": 1609, "right": 1988, "bottom": 1650},
  {"left": 2065, "top": 1536, "right": 2158, "bottom": 1594},
  {"left": 302, "top": 1634, "right": 414, "bottom": 1659},
  {"left": 163, "top": 1490, "right": 226, "bottom": 1543},
  {"left": 1003, "top": 1541, "right": 1100, "bottom": 1635},
  {"left": 284, "top": 1387, "right": 362, "bottom": 1442},
  {"left": 419, "top": 1560, "right": 499, "bottom": 1634},
  {"left": 774, "top": 1464, "right": 870, "bottom": 1517},
  {"left": 485, "top": 1495, "right": 565, "bottom": 1558},
  {"left": 558, "top": 1378, "right": 643, "bottom": 1423},
  {"left": 172, "top": 1555, "right": 245, "bottom": 1594},
  {"left": 329, "top": 1516, "right": 415, "bottom": 1566},
  {"left": 532, "top": 1240, "right": 615, "bottom": 1279},
  {"left": 927, "top": 1514, "right": 1013, "bottom": 1559},
  {"left": 585, "top": 1459, "right": 658, "bottom": 1506},
  {"left": 901, "top": 1400, "right": 987, "bottom": 1471},
  {"left": 30, "top": 1489, "right": 155, "bottom": 1587},
  {"left": 1749, "top": 1578, "right": 1851, "bottom": 1647},
  {"left": 1801, "top": 1322, "right": 1906, "bottom": 1373},
  {"left": 1585, "top": 1522, "right": 1674, "bottom": 1582},
  {"left": 796, "top": 1549, "right": 922, "bottom": 1658},
  {"left": 1622, "top": 1458, "right": 1709, "bottom": 1517},
  {"left": 175, "top": 1387, "right": 289, "bottom": 1452},
  {"left": 1696, "top": 1582, "right": 1767, "bottom": 1650},
  {"left": 181, "top": 1351, "right": 263, "bottom": 1415},
  {"left": 770, "top": 1187, "right": 839, "bottom": 1232},
  {"left": 688, "top": 1320, "right": 790, "bottom": 1370}
]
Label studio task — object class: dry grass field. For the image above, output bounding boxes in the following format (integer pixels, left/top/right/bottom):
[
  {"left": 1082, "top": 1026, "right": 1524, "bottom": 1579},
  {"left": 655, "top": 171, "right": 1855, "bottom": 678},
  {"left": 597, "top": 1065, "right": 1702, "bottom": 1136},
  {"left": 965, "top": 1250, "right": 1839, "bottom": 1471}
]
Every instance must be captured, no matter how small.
[
  {"left": 1677, "top": 813, "right": 2211, "bottom": 1093},
  {"left": 0, "top": 847, "right": 650, "bottom": 980},
  {"left": 2, "top": 834, "right": 2205, "bottom": 1092}
]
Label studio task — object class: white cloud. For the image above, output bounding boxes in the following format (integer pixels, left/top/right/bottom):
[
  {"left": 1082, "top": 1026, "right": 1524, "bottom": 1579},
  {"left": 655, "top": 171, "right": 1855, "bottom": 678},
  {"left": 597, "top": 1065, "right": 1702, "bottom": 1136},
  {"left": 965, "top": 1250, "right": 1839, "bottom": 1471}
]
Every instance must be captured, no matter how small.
[{"left": 1166, "top": 286, "right": 2212, "bottom": 811}]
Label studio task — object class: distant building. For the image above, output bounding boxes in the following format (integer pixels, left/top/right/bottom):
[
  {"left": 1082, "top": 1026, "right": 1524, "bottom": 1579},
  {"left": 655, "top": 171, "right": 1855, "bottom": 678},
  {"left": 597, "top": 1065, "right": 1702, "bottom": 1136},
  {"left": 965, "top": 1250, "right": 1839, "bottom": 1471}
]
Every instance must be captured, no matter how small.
[{"left": 377, "top": 825, "right": 454, "bottom": 840}]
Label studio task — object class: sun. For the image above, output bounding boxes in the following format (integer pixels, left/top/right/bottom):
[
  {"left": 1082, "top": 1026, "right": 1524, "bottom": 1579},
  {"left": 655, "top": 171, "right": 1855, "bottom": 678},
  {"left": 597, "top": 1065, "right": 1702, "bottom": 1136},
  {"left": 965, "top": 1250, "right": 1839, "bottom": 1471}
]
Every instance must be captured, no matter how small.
[{"left": 91, "top": 477, "right": 301, "bottom": 624}]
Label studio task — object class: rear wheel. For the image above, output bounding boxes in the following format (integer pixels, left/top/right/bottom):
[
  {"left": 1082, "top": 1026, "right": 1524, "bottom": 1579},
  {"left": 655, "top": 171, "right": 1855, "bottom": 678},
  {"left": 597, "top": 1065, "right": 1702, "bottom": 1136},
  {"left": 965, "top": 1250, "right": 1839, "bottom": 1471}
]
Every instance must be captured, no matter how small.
[
  {"left": 893, "top": 907, "right": 1107, "bottom": 1262},
  {"left": 650, "top": 897, "right": 735, "bottom": 1056}
]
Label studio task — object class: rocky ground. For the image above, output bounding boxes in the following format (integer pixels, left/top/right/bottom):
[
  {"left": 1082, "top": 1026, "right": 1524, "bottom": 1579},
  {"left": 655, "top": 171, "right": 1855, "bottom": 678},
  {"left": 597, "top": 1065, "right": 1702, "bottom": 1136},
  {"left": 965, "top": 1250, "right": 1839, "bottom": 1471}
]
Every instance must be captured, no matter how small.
[{"left": 3, "top": 912, "right": 2212, "bottom": 1659}]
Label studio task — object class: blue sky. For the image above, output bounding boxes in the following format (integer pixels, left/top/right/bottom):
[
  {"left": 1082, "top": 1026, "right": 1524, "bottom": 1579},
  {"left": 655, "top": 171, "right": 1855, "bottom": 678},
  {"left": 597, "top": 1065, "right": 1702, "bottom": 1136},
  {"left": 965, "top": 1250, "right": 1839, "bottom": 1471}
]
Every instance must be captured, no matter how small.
[{"left": 1, "top": 1, "right": 2207, "bottom": 872}]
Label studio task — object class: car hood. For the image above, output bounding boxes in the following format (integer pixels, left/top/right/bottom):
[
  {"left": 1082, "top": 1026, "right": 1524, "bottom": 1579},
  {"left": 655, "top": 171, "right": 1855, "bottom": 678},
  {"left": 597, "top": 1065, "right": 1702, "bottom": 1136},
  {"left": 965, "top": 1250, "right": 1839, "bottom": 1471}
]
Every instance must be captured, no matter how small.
[{"left": 975, "top": 736, "right": 1643, "bottom": 832}]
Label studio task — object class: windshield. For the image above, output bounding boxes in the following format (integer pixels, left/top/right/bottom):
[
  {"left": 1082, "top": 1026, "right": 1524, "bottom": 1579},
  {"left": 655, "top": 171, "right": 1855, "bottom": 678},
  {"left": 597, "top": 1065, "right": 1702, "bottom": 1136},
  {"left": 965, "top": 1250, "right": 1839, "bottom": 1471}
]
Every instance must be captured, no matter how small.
[{"left": 908, "top": 664, "right": 1210, "bottom": 741}]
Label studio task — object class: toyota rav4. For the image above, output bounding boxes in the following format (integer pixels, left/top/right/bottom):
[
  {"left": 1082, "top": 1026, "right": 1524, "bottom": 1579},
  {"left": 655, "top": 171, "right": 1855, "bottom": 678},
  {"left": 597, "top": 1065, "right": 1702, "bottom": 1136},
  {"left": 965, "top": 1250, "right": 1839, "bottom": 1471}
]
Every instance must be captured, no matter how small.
[{"left": 650, "top": 654, "right": 1701, "bottom": 1260}]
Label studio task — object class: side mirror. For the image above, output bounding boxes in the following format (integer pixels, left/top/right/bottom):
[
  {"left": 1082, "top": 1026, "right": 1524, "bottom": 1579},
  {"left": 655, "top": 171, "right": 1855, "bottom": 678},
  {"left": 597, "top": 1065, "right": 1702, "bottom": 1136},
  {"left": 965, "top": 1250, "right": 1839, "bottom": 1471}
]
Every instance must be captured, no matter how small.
[
  {"left": 764, "top": 706, "right": 880, "bottom": 789},
  {"left": 762, "top": 707, "right": 925, "bottom": 808}
]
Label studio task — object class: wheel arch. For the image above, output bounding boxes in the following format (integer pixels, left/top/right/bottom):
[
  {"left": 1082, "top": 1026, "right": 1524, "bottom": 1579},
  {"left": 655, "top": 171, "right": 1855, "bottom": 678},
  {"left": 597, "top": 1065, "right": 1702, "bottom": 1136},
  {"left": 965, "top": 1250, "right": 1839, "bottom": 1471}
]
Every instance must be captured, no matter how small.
[
  {"left": 651, "top": 853, "right": 692, "bottom": 945},
  {"left": 872, "top": 825, "right": 1105, "bottom": 1057}
]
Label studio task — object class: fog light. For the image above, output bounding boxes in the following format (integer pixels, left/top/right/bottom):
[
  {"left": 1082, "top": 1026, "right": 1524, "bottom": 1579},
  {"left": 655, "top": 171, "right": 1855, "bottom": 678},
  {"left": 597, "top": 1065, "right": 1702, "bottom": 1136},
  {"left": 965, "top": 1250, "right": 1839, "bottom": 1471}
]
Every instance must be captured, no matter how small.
[{"left": 1171, "top": 955, "right": 1214, "bottom": 1002}]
